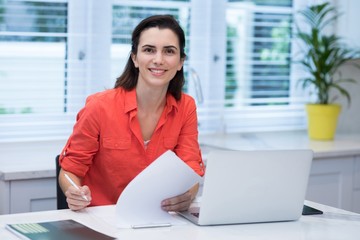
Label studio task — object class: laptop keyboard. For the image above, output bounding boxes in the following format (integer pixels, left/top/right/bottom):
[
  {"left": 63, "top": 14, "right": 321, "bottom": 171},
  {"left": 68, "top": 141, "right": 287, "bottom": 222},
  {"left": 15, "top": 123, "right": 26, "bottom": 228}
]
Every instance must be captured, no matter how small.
[{"left": 191, "top": 212, "right": 200, "bottom": 218}]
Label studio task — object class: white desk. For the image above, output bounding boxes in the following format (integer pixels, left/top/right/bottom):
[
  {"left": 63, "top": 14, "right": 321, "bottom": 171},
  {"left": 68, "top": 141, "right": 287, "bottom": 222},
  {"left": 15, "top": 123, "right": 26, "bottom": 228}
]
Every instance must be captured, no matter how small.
[{"left": 1, "top": 201, "right": 360, "bottom": 240}]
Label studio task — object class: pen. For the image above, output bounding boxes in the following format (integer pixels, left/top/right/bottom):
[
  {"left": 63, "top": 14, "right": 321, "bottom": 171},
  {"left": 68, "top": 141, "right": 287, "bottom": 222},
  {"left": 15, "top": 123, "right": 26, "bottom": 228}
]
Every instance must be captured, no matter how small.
[
  {"left": 64, "top": 173, "right": 89, "bottom": 201},
  {"left": 131, "top": 223, "right": 172, "bottom": 229}
]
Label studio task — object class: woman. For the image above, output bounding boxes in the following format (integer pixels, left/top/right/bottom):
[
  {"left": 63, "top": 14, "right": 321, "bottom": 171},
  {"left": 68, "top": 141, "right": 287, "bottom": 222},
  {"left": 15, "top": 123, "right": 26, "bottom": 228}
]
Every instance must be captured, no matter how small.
[{"left": 58, "top": 15, "right": 205, "bottom": 211}]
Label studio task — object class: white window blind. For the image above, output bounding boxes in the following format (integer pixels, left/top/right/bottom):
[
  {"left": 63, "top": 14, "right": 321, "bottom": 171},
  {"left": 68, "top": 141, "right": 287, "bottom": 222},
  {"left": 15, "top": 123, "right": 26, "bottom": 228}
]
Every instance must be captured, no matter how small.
[
  {"left": 196, "top": 0, "right": 308, "bottom": 134},
  {"left": 0, "top": 0, "right": 93, "bottom": 142}
]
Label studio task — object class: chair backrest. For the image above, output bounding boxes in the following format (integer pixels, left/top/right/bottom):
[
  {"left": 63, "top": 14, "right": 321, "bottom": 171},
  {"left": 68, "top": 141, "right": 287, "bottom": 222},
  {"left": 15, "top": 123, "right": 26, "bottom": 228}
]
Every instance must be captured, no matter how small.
[{"left": 55, "top": 155, "right": 69, "bottom": 209}]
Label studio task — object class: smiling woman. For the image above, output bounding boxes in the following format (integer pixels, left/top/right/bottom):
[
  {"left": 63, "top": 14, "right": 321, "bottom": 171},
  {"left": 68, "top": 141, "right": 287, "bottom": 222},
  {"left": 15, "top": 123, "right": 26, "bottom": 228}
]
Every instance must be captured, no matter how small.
[{"left": 58, "top": 15, "right": 205, "bottom": 212}]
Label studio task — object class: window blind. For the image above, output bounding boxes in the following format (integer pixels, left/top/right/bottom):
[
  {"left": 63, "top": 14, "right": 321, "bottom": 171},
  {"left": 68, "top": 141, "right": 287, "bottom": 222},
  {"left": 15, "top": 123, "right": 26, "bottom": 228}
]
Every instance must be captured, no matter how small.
[
  {"left": 0, "top": 0, "right": 76, "bottom": 141},
  {"left": 197, "top": 0, "right": 308, "bottom": 134}
]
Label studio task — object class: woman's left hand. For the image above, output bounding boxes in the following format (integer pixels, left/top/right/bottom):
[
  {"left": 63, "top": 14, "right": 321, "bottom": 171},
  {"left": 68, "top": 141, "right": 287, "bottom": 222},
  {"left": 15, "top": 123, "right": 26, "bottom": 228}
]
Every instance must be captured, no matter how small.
[
  {"left": 161, "top": 191, "right": 193, "bottom": 212},
  {"left": 161, "top": 183, "right": 199, "bottom": 212}
]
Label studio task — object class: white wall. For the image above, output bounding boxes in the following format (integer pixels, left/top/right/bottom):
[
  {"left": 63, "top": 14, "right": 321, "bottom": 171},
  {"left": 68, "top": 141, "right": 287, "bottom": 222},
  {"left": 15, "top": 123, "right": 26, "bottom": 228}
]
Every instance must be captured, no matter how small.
[
  {"left": 336, "top": 59, "right": 360, "bottom": 134},
  {"left": 334, "top": 0, "right": 360, "bottom": 134},
  {"left": 329, "top": 0, "right": 360, "bottom": 134}
]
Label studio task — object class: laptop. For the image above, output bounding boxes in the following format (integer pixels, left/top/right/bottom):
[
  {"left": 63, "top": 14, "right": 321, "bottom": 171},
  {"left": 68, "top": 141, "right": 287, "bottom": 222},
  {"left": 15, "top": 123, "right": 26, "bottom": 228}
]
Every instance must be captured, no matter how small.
[{"left": 177, "top": 149, "right": 313, "bottom": 226}]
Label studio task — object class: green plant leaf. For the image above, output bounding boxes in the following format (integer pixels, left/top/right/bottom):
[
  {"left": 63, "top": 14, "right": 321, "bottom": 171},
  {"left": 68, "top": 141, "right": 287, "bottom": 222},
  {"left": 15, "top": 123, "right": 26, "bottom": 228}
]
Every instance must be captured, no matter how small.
[{"left": 294, "top": 1, "right": 360, "bottom": 105}]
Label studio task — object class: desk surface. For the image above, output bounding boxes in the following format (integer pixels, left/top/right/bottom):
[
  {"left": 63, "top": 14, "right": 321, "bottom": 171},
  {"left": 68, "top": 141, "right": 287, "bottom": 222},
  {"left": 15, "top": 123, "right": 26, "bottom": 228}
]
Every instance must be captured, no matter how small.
[{"left": 1, "top": 201, "right": 360, "bottom": 240}]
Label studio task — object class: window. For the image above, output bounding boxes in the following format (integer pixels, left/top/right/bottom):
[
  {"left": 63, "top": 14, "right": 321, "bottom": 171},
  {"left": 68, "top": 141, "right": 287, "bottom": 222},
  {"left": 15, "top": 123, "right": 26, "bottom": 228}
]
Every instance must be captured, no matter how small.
[
  {"left": 0, "top": 0, "right": 94, "bottom": 141},
  {"left": 0, "top": 0, "right": 73, "bottom": 141},
  {"left": 213, "top": 0, "right": 307, "bottom": 133},
  {"left": 0, "top": 0, "right": 309, "bottom": 142}
]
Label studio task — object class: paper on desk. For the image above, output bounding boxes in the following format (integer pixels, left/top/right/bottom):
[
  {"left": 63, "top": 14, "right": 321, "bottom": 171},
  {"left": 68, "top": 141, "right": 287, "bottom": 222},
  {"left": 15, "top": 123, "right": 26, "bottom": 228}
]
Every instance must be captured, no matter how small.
[{"left": 115, "top": 150, "right": 202, "bottom": 228}]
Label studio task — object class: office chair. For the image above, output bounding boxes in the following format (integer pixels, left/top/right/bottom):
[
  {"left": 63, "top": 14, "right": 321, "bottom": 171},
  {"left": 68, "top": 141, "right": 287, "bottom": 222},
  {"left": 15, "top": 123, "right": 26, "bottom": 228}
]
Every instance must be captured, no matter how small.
[{"left": 55, "top": 155, "right": 69, "bottom": 209}]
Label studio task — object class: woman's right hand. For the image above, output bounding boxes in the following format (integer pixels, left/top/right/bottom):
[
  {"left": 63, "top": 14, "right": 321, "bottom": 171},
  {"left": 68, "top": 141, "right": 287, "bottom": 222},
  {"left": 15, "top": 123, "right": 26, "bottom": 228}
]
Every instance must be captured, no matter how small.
[{"left": 65, "top": 185, "right": 91, "bottom": 211}]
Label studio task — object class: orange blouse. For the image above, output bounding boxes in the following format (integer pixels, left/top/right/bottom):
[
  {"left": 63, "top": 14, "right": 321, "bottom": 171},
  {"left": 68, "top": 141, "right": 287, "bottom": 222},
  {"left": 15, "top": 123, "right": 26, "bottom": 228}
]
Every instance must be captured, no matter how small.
[{"left": 59, "top": 87, "right": 204, "bottom": 206}]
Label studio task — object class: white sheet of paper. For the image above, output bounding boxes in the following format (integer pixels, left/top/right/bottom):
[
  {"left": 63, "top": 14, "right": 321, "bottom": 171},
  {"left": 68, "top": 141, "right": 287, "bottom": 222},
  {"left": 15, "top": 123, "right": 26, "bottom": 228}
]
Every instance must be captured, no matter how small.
[{"left": 115, "top": 150, "right": 202, "bottom": 228}]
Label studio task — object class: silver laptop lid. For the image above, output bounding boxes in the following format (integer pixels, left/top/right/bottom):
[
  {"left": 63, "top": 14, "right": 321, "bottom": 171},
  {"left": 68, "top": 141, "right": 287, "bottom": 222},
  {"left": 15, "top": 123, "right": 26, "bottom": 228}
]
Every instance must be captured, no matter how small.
[{"left": 197, "top": 149, "right": 313, "bottom": 225}]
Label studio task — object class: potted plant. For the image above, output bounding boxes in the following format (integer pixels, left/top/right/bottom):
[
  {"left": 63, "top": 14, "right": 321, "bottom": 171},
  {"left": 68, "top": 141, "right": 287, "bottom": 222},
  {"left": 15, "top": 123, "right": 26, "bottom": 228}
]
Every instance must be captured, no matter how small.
[{"left": 295, "top": 2, "right": 360, "bottom": 140}]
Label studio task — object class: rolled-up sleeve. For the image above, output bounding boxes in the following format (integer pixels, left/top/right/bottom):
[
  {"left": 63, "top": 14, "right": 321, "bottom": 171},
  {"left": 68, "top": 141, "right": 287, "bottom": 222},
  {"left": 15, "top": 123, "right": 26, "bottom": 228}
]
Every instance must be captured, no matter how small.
[{"left": 59, "top": 95, "right": 101, "bottom": 177}]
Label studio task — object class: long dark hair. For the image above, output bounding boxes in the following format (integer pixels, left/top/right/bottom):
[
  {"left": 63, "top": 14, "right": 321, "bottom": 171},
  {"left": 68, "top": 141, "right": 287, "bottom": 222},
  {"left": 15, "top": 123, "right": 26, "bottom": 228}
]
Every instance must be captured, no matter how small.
[{"left": 114, "top": 15, "right": 186, "bottom": 101}]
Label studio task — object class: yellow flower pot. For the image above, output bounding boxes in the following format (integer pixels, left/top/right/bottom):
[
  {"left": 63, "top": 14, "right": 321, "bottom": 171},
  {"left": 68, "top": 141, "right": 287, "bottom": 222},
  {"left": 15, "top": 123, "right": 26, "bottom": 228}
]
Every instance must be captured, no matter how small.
[{"left": 306, "top": 104, "right": 341, "bottom": 140}]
